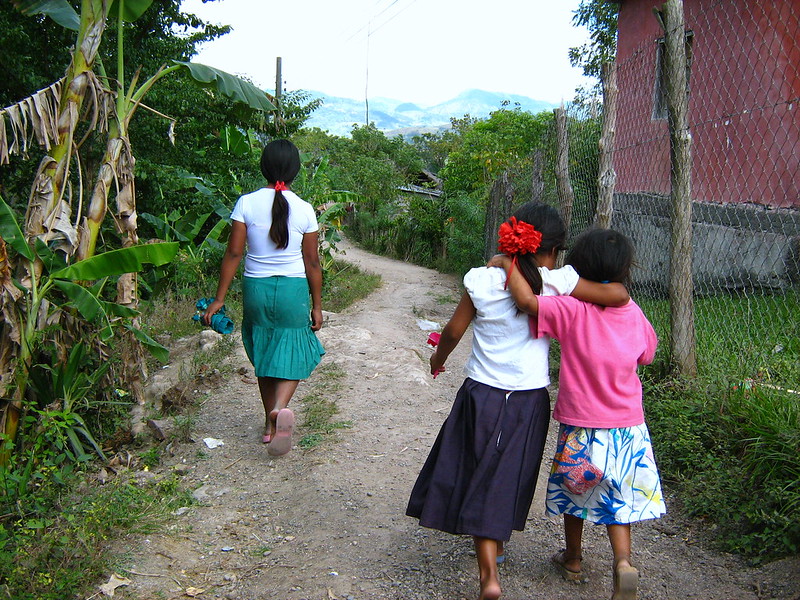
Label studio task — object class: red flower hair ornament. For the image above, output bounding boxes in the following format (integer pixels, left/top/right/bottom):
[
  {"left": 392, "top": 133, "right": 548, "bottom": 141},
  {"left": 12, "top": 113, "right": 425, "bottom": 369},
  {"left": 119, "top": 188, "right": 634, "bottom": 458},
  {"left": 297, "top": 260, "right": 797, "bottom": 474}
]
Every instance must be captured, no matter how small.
[{"left": 497, "top": 217, "right": 543, "bottom": 288}]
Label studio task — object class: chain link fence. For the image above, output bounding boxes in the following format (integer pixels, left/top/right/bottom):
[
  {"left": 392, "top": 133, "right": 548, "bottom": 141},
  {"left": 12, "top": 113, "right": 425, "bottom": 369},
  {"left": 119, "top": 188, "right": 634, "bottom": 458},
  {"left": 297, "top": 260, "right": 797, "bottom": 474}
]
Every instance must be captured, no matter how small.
[{"left": 547, "top": 1, "right": 799, "bottom": 389}]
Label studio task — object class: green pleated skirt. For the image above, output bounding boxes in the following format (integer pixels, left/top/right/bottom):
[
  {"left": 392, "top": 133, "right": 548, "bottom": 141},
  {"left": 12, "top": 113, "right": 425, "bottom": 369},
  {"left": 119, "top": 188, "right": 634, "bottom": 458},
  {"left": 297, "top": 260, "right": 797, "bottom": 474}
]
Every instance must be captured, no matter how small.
[{"left": 241, "top": 276, "right": 325, "bottom": 380}]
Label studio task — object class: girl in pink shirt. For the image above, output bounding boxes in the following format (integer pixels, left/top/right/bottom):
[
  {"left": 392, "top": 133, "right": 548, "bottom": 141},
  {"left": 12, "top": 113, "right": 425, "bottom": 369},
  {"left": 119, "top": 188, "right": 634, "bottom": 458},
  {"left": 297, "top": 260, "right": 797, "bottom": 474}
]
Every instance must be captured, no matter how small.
[{"left": 493, "top": 228, "right": 665, "bottom": 600}]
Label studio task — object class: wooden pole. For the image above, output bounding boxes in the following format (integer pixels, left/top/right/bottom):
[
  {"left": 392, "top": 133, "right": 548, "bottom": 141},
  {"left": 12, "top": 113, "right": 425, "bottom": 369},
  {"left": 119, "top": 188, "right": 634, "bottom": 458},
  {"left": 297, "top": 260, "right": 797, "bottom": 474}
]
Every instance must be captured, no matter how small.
[
  {"left": 659, "top": 0, "right": 697, "bottom": 377},
  {"left": 275, "top": 57, "right": 282, "bottom": 100},
  {"left": 531, "top": 149, "right": 544, "bottom": 203},
  {"left": 554, "top": 106, "right": 575, "bottom": 268},
  {"left": 484, "top": 172, "right": 514, "bottom": 261},
  {"left": 595, "top": 61, "right": 618, "bottom": 229}
]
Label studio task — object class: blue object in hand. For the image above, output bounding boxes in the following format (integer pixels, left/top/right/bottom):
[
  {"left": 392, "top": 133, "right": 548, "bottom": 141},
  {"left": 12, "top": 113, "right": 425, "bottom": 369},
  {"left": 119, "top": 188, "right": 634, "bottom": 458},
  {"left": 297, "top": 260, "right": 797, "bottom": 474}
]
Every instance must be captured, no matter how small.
[{"left": 192, "top": 297, "right": 234, "bottom": 335}]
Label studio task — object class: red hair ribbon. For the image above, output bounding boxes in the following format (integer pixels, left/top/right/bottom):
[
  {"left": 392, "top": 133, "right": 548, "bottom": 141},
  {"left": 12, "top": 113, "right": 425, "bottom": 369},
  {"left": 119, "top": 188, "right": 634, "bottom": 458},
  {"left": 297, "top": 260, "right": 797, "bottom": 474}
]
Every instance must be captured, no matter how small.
[
  {"left": 497, "top": 217, "right": 543, "bottom": 289},
  {"left": 274, "top": 181, "right": 287, "bottom": 192}
]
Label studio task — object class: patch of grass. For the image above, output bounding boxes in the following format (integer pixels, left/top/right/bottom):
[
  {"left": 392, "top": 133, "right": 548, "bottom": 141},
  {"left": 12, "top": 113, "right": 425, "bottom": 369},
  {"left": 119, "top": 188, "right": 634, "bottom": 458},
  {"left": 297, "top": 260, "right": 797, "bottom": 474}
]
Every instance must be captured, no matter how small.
[
  {"left": 638, "top": 290, "right": 800, "bottom": 558},
  {"left": 322, "top": 259, "right": 381, "bottom": 313},
  {"left": 298, "top": 363, "right": 352, "bottom": 449},
  {"left": 0, "top": 475, "right": 192, "bottom": 600},
  {"left": 430, "top": 291, "right": 459, "bottom": 305},
  {"left": 139, "top": 447, "right": 161, "bottom": 468}
]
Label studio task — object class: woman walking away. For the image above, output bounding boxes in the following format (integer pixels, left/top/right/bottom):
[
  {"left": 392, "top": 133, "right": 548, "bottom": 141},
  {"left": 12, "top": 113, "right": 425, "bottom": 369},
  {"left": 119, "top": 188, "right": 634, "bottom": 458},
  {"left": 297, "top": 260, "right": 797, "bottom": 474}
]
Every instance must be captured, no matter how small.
[
  {"left": 492, "top": 228, "right": 665, "bottom": 600},
  {"left": 406, "top": 203, "right": 629, "bottom": 600},
  {"left": 204, "top": 139, "right": 325, "bottom": 457}
]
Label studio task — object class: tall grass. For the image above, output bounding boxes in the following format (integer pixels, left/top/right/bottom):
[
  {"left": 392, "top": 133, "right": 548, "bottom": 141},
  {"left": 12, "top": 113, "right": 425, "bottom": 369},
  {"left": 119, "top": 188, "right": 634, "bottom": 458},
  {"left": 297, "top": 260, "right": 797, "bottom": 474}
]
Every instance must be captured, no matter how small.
[{"left": 640, "top": 290, "right": 800, "bottom": 558}]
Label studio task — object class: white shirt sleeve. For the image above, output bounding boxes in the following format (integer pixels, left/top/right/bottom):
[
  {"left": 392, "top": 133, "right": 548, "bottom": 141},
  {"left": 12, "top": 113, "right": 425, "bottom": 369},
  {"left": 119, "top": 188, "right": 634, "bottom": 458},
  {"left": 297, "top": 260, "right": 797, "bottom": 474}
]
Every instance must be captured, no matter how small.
[
  {"left": 230, "top": 197, "right": 245, "bottom": 223},
  {"left": 540, "top": 264, "right": 580, "bottom": 297}
]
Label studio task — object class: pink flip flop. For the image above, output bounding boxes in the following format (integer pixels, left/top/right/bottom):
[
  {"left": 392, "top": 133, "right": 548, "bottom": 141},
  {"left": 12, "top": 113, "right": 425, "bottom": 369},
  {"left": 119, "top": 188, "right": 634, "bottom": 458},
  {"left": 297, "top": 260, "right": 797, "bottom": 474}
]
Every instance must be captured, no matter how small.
[{"left": 267, "top": 409, "right": 295, "bottom": 456}]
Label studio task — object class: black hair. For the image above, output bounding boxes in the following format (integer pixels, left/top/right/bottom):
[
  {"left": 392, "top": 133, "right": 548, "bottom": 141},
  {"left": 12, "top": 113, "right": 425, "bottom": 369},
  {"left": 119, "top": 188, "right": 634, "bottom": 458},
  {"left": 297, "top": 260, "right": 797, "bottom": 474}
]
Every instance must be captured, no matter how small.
[
  {"left": 260, "top": 139, "right": 301, "bottom": 249},
  {"left": 566, "top": 227, "right": 634, "bottom": 285},
  {"left": 504, "top": 202, "right": 567, "bottom": 294}
]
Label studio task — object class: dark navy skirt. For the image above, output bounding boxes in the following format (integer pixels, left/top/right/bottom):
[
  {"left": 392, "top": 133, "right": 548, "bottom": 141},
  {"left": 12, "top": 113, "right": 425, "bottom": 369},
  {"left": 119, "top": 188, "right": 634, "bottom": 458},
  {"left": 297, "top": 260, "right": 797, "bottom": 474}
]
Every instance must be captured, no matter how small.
[{"left": 406, "top": 378, "right": 551, "bottom": 541}]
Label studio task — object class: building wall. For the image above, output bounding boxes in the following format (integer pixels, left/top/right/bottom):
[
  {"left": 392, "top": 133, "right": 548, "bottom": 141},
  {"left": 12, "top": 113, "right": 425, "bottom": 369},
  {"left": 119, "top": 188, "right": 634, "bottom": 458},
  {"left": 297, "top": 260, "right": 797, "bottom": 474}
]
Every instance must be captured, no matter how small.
[{"left": 614, "top": 0, "right": 800, "bottom": 209}]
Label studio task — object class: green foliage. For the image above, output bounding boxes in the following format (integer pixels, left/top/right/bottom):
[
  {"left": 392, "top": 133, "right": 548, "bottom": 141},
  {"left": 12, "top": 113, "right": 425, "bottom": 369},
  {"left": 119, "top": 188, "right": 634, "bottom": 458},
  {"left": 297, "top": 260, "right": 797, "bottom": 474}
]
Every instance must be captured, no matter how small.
[
  {"left": 298, "top": 363, "right": 351, "bottom": 449},
  {"left": 646, "top": 376, "right": 800, "bottom": 559},
  {"left": 265, "top": 90, "right": 324, "bottom": 138},
  {"left": 27, "top": 343, "right": 112, "bottom": 461},
  {"left": 569, "top": 0, "right": 619, "bottom": 79},
  {"left": 442, "top": 107, "right": 553, "bottom": 197},
  {"left": 642, "top": 291, "right": 800, "bottom": 558},
  {"left": 321, "top": 260, "right": 381, "bottom": 314},
  {"left": 0, "top": 474, "right": 192, "bottom": 600}
]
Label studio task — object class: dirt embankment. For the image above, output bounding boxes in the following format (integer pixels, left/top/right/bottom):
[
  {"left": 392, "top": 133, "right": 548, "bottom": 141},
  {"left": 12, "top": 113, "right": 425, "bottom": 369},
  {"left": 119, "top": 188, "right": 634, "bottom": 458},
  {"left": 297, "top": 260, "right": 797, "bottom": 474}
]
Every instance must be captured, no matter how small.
[{"left": 118, "top": 242, "right": 800, "bottom": 600}]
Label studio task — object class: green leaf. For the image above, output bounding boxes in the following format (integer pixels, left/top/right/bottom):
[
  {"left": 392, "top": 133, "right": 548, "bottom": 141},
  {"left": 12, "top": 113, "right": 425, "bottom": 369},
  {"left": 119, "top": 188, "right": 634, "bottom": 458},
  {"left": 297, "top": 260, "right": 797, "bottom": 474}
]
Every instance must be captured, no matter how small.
[
  {"left": 101, "top": 300, "right": 139, "bottom": 318},
  {"left": 174, "top": 61, "right": 276, "bottom": 113},
  {"left": 12, "top": 0, "right": 80, "bottom": 30},
  {"left": 124, "top": 323, "right": 169, "bottom": 363},
  {"left": 50, "top": 242, "right": 179, "bottom": 280},
  {"left": 201, "top": 218, "right": 229, "bottom": 248},
  {"left": 51, "top": 280, "right": 115, "bottom": 340},
  {"left": 109, "top": 0, "right": 153, "bottom": 22},
  {"left": 0, "top": 195, "right": 35, "bottom": 261},
  {"left": 221, "top": 125, "right": 250, "bottom": 156}
]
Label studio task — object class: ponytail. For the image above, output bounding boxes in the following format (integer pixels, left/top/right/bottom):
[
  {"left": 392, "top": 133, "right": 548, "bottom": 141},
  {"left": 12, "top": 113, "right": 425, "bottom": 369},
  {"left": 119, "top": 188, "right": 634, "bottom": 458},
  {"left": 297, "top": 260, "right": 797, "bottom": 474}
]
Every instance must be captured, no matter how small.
[
  {"left": 260, "top": 140, "right": 301, "bottom": 250},
  {"left": 270, "top": 184, "right": 290, "bottom": 249}
]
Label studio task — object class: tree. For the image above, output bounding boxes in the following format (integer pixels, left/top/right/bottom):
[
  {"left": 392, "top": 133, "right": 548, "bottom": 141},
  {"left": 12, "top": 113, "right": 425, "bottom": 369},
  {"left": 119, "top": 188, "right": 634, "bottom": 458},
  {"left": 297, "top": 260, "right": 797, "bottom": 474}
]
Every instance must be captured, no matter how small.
[
  {"left": 569, "top": 0, "right": 619, "bottom": 80},
  {"left": 0, "top": 0, "right": 274, "bottom": 455}
]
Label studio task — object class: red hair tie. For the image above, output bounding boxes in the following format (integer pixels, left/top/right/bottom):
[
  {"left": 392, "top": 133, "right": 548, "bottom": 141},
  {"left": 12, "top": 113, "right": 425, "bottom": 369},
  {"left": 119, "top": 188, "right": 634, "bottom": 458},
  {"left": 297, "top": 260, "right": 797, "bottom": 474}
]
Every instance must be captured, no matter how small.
[
  {"left": 497, "top": 217, "right": 543, "bottom": 289},
  {"left": 274, "top": 181, "right": 287, "bottom": 192}
]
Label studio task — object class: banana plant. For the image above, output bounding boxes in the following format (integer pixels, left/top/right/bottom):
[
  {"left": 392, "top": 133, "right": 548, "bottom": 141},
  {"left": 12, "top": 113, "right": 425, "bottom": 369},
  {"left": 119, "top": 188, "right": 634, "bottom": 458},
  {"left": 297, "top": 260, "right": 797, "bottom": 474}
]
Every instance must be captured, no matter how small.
[
  {"left": 294, "top": 156, "right": 362, "bottom": 271},
  {"left": 0, "top": 0, "right": 276, "bottom": 452},
  {"left": 0, "top": 195, "right": 178, "bottom": 456}
]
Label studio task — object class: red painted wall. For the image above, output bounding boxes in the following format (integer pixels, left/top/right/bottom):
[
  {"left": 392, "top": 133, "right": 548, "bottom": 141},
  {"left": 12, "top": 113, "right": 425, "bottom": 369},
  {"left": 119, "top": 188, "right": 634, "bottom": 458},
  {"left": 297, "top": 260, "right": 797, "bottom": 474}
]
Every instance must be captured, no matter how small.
[{"left": 614, "top": 0, "right": 800, "bottom": 208}]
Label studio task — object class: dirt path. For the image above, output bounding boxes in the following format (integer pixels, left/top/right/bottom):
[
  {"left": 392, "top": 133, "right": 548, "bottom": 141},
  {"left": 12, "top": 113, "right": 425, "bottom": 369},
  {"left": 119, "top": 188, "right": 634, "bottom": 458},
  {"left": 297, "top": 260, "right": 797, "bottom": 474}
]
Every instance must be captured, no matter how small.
[{"left": 121, "top": 242, "right": 799, "bottom": 600}]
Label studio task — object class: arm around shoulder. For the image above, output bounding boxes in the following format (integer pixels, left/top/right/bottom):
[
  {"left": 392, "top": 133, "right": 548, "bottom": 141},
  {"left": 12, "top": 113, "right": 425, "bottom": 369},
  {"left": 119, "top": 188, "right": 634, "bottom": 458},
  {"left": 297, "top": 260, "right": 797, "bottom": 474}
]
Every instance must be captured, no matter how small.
[{"left": 570, "top": 278, "right": 629, "bottom": 307}]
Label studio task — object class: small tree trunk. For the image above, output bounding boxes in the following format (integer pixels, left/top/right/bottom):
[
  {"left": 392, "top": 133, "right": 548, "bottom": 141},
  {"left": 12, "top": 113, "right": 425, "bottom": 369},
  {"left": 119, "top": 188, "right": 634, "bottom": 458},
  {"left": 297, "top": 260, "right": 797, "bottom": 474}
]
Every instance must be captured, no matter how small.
[
  {"left": 554, "top": 106, "right": 575, "bottom": 236},
  {"left": 484, "top": 172, "right": 514, "bottom": 261},
  {"left": 531, "top": 149, "right": 544, "bottom": 203},
  {"left": 595, "top": 61, "right": 618, "bottom": 229},
  {"left": 660, "top": 0, "right": 697, "bottom": 377}
]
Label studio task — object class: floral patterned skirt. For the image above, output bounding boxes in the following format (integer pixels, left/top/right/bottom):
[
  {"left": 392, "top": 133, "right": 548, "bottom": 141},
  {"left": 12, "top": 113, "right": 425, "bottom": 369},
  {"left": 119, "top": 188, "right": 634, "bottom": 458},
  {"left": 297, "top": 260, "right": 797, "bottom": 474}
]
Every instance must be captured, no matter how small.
[{"left": 545, "top": 423, "right": 666, "bottom": 524}]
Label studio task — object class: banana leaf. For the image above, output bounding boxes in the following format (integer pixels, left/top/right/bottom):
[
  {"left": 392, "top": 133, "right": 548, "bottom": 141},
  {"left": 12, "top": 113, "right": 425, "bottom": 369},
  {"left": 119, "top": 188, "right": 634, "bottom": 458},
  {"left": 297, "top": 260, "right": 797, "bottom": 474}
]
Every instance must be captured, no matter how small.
[
  {"left": 0, "top": 195, "right": 35, "bottom": 261},
  {"left": 124, "top": 322, "right": 169, "bottom": 363},
  {"left": 11, "top": 0, "right": 80, "bottom": 30},
  {"left": 50, "top": 242, "right": 179, "bottom": 280},
  {"left": 109, "top": 0, "right": 153, "bottom": 22},
  {"left": 174, "top": 61, "right": 276, "bottom": 113},
  {"left": 51, "top": 280, "right": 114, "bottom": 340}
]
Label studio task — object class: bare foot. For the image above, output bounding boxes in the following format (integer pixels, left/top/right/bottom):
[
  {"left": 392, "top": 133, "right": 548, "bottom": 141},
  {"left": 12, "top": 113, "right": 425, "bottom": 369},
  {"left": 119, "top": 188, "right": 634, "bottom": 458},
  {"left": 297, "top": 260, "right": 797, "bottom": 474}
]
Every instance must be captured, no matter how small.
[
  {"left": 265, "top": 410, "right": 280, "bottom": 439},
  {"left": 479, "top": 576, "right": 501, "bottom": 600}
]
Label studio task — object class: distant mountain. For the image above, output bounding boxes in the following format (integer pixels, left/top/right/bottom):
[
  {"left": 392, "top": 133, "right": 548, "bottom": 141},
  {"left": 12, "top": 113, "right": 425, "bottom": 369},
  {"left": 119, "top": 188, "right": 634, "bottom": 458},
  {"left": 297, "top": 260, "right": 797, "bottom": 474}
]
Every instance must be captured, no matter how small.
[{"left": 304, "top": 89, "right": 557, "bottom": 138}]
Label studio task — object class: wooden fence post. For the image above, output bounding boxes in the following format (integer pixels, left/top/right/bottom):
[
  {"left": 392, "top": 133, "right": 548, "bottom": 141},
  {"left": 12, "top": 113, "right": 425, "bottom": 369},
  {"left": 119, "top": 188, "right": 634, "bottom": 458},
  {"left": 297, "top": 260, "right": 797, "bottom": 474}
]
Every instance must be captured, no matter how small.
[
  {"left": 484, "top": 171, "right": 514, "bottom": 260},
  {"left": 531, "top": 149, "right": 544, "bottom": 203},
  {"left": 595, "top": 61, "right": 618, "bottom": 229},
  {"left": 660, "top": 0, "right": 697, "bottom": 377},
  {"left": 554, "top": 106, "right": 575, "bottom": 237}
]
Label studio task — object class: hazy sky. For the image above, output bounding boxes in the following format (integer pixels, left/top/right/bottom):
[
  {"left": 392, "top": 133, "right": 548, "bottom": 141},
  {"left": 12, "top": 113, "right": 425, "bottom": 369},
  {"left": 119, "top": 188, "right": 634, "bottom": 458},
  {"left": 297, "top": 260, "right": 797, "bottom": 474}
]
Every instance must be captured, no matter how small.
[{"left": 180, "top": 0, "right": 593, "bottom": 106}]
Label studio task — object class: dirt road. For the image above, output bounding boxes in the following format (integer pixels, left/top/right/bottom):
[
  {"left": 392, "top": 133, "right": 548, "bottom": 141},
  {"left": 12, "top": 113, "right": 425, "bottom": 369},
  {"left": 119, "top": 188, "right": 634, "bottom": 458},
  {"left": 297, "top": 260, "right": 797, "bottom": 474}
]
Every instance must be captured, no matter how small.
[{"left": 121, "top": 242, "right": 799, "bottom": 600}]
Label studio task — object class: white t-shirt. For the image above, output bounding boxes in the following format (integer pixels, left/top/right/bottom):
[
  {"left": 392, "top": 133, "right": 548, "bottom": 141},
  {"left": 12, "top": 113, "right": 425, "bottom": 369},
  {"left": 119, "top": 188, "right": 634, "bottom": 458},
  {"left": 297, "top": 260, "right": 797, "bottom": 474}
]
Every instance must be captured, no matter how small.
[
  {"left": 462, "top": 265, "right": 579, "bottom": 391},
  {"left": 230, "top": 188, "right": 319, "bottom": 278}
]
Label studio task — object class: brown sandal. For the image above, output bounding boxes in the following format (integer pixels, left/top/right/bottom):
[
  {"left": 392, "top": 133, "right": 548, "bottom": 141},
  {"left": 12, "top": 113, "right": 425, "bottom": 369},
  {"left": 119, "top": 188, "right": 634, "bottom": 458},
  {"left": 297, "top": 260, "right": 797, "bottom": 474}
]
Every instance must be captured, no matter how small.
[
  {"left": 612, "top": 563, "right": 638, "bottom": 600},
  {"left": 552, "top": 550, "right": 586, "bottom": 582}
]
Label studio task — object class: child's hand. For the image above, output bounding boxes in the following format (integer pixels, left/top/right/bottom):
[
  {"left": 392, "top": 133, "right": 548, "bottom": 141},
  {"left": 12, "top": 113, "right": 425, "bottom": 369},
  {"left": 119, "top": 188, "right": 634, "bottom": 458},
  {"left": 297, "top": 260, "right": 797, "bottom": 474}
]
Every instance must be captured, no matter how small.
[
  {"left": 430, "top": 352, "right": 446, "bottom": 378},
  {"left": 487, "top": 254, "right": 511, "bottom": 269}
]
